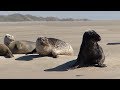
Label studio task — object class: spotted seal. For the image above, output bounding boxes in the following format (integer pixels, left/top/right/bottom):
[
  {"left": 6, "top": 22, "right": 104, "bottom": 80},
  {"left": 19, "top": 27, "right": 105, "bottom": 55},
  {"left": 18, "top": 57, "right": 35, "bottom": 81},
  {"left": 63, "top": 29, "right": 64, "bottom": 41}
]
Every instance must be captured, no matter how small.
[{"left": 27, "top": 37, "right": 74, "bottom": 58}]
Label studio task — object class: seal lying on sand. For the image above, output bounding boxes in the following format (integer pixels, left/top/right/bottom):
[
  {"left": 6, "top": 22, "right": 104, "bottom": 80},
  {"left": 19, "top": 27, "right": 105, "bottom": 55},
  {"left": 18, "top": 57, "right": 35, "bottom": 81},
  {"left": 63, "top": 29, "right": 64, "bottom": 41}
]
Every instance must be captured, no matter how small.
[
  {"left": 4, "top": 34, "right": 36, "bottom": 54},
  {"left": 0, "top": 44, "right": 14, "bottom": 58},
  {"left": 27, "top": 37, "right": 74, "bottom": 58},
  {"left": 69, "top": 30, "right": 106, "bottom": 69}
]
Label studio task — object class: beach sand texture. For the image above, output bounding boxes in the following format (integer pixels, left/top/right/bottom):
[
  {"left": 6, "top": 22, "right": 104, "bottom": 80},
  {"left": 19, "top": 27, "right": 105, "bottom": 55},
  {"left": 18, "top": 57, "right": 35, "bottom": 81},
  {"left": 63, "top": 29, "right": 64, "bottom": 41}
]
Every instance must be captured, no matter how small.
[{"left": 0, "top": 21, "right": 120, "bottom": 79}]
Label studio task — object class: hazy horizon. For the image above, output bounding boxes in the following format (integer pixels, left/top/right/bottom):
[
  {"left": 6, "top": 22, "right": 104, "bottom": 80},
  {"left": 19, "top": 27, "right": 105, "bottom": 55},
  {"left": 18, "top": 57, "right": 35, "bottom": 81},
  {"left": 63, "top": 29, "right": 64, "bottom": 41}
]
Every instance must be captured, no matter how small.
[{"left": 0, "top": 11, "right": 120, "bottom": 20}]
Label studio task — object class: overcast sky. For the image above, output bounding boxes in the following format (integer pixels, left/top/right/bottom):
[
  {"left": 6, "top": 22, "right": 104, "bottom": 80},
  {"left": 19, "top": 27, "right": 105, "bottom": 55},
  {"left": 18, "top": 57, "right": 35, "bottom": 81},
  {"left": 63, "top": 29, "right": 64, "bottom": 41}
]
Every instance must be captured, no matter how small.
[{"left": 0, "top": 11, "right": 120, "bottom": 20}]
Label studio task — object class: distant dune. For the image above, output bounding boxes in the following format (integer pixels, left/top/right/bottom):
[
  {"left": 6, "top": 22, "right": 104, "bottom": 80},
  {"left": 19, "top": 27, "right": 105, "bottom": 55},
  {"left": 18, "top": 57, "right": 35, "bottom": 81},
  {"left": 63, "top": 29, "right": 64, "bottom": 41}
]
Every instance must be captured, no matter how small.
[{"left": 0, "top": 13, "right": 90, "bottom": 22}]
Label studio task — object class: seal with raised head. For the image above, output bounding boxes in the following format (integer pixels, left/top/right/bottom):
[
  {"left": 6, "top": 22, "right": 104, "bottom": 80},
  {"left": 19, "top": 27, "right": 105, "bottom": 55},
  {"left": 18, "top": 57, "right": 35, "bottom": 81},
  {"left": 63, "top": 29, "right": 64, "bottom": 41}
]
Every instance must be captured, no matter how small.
[
  {"left": 69, "top": 30, "right": 106, "bottom": 69},
  {"left": 0, "top": 44, "right": 14, "bottom": 58},
  {"left": 28, "top": 37, "right": 74, "bottom": 58},
  {"left": 4, "top": 34, "right": 36, "bottom": 54}
]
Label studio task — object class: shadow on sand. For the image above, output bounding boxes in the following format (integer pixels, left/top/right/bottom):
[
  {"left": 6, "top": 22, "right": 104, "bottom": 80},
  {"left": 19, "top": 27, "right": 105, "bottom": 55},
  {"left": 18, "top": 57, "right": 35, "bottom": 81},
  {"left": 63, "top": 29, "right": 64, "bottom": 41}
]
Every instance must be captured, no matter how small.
[
  {"left": 44, "top": 60, "right": 76, "bottom": 71},
  {"left": 107, "top": 43, "right": 120, "bottom": 45},
  {"left": 15, "top": 54, "right": 41, "bottom": 61}
]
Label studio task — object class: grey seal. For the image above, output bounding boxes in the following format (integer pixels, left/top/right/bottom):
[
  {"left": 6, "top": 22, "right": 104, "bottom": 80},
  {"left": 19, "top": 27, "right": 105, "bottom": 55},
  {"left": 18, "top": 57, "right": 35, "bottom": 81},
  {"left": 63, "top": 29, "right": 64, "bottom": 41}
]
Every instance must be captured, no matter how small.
[{"left": 4, "top": 34, "right": 36, "bottom": 54}]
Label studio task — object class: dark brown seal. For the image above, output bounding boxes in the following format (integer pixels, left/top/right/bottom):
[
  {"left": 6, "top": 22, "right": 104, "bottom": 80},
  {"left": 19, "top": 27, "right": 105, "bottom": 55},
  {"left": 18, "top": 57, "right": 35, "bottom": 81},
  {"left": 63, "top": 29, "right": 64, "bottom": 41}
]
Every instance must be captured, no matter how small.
[{"left": 70, "top": 30, "right": 106, "bottom": 69}]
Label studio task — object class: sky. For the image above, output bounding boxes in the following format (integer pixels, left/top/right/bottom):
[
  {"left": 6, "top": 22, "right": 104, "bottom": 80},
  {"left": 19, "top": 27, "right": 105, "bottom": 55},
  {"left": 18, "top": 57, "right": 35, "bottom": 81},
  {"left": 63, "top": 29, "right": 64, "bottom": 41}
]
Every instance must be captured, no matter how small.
[{"left": 0, "top": 11, "right": 120, "bottom": 20}]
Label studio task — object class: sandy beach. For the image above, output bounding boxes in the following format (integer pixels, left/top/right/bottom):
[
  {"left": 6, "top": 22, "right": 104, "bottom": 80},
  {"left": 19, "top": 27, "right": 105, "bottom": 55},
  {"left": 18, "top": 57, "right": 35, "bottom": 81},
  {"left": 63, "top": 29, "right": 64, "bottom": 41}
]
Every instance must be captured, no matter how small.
[{"left": 0, "top": 21, "right": 120, "bottom": 79}]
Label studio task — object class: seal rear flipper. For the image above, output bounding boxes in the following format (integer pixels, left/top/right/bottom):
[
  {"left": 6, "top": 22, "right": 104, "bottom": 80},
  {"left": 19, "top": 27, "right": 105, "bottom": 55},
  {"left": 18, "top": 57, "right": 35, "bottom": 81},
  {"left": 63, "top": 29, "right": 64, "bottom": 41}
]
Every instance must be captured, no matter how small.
[{"left": 94, "top": 64, "right": 107, "bottom": 68}]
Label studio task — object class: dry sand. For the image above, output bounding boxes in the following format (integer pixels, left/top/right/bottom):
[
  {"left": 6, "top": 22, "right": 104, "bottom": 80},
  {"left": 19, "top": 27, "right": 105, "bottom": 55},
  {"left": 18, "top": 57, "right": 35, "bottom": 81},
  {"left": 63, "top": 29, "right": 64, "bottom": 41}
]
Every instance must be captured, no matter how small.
[{"left": 0, "top": 21, "right": 120, "bottom": 79}]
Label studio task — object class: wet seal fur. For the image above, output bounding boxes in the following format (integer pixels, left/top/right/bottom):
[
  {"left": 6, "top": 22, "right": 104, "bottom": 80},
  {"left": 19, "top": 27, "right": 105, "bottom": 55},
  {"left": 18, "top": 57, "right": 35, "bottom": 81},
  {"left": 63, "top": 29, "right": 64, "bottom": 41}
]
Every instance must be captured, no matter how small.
[
  {"left": 27, "top": 37, "right": 74, "bottom": 58},
  {"left": 69, "top": 30, "right": 106, "bottom": 69},
  {"left": 4, "top": 34, "right": 36, "bottom": 54},
  {"left": 0, "top": 44, "right": 14, "bottom": 58}
]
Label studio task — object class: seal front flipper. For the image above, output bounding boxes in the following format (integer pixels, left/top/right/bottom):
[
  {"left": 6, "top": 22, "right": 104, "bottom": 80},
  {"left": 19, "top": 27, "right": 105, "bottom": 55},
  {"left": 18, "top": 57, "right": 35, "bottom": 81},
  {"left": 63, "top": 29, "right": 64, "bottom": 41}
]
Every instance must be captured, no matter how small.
[
  {"left": 16, "top": 41, "right": 23, "bottom": 50},
  {"left": 5, "top": 50, "right": 14, "bottom": 58}
]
